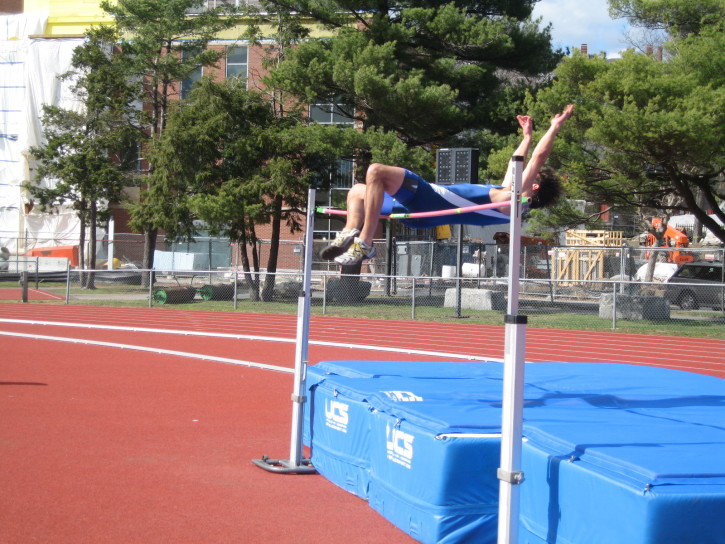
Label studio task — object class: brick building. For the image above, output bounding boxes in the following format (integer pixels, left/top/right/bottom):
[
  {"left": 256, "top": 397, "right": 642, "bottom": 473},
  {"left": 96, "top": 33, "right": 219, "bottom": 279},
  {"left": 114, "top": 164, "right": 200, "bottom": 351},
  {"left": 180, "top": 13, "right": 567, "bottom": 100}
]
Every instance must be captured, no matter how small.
[{"left": 0, "top": 0, "right": 355, "bottom": 263}]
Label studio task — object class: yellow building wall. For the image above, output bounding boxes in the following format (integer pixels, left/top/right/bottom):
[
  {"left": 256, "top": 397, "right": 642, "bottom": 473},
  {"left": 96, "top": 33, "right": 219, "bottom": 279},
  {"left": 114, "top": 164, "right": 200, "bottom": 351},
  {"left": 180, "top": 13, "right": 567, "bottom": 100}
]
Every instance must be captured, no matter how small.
[
  {"left": 23, "top": 0, "right": 113, "bottom": 35},
  {"left": 21, "top": 1, "right": 332, "bottom": 38}
]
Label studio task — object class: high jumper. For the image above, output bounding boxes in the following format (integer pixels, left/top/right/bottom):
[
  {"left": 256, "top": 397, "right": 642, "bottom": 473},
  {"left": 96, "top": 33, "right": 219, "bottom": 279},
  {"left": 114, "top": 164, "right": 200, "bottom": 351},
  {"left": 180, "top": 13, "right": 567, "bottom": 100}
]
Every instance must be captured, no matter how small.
[{"left": 321, "top": 104, "right": 574, "bottom": 266}]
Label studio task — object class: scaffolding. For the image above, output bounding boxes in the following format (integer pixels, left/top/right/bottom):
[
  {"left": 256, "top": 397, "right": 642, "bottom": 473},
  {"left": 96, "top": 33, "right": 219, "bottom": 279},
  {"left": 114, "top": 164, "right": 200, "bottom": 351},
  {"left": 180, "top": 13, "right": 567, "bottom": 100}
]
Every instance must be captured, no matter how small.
[{"left": 554, "top": 230, "right": 624, "bottom": 283}]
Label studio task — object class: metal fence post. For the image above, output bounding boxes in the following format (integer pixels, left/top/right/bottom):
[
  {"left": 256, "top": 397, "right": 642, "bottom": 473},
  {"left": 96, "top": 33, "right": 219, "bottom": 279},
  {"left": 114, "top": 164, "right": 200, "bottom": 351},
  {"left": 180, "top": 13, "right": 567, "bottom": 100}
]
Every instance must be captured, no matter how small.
[
  {"left": 148, "top": 270, "right": 153, "bottom": 308},
  {"left": 411, "top": 275, "right": 416, "bottom": 320},
  {"left": 20, "top": 271, "right": 28, "bottom": 302},
  {"left": 552, "top": 248, "right": 558, "bottom": 299},
  {"left": 455, "top": 225, "right": 464, "bottom": 318},
  {"left": 385, "top": 234, "right": 394, "bottom": 297},
  {"left": 208, "top": 238, "right": 213, "bottom": 285},
  {"left": 233, "top": 270, "right": 238, "bottom": 310},
  {"left": 612, "top": 282, "right": 618, "bottom": 330},
  {"left": 721, "top": 249, "right": 725, "bottom": 316},
  {"left": 322, "top": 273, "right": 327, "bottom": 315},
  {"left": 65, "top": 261, "right": 71, "bottom": 304}
]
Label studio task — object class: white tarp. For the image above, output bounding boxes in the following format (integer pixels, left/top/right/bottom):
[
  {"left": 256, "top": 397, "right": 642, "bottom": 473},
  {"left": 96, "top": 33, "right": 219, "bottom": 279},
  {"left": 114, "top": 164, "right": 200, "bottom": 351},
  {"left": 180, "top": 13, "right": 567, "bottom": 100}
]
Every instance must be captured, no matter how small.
[
  {"left": 0, "top": 14, "right": 84, "bottom": 253},
  {"left": 24, "top": 210, "right": 83, "bottom": 248},
  {"left": 0, "top": 11, "right": 47, "bottom": 40},
  {"left": 634, "top": 262, "right": 678, "bottom": 282},
  {"left": 153, "top": 250, "right": 211, "bottom": 271},
  {"left": 5, "top": 256, "right": 69, "bottom": 273}
]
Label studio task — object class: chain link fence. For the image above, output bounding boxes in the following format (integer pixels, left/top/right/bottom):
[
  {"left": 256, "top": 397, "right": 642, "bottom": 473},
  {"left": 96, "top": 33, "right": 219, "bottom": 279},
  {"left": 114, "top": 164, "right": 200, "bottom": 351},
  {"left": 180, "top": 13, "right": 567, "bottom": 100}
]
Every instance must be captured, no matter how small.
[{"left": 3, "top": 235, "right": 723, "bottom": 337}]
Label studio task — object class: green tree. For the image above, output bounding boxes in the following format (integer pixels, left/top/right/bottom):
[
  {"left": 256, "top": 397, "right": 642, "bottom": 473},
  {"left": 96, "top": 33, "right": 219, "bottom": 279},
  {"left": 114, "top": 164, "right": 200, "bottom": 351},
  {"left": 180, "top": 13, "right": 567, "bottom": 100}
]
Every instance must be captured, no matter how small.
[
  {"left": 28, "top": 26, "right": 137, "bottom": 287},
  {"left": 609, "top": 0, "right": 724, "bottom": 37},
  {"left": 149, "top": 77, "right": 333, "bottom": 300},
  {"left": 144, "top": 77, "right": 272, "bottom": 298},
  {"left": 262, "top": 0, "right": 561, "bottom": 172},
  {"left": 527, "top": 13, "right": 724, "bottom": 245},
  {"left": 244, "top": 6, "right": 429, "bottom": 291},
  {"left": 151, "top": 73, "right": 429, "bottom": 299},
  {"left": 241, "top": 6, "right": 320, "bottom": 299},
  {"left": 98, "top": 0, "right": 243, "bottom": 276}
]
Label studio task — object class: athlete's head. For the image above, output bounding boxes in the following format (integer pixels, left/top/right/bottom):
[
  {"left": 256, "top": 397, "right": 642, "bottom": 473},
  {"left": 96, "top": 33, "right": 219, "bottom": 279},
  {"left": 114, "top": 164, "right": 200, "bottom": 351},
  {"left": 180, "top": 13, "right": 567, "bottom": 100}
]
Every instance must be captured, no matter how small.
[{"left": 529, "top": 166, "right": 562, "bottom": 209}]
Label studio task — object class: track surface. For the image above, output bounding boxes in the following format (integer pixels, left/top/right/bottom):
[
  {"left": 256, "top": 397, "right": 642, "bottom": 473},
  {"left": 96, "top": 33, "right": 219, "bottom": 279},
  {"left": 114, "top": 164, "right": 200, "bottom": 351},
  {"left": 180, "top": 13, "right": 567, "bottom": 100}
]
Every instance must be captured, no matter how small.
[
  {"left": 1, "top": 303, "right": 724, "bottom": 544},
  {"left": 0, "top": 287, "right": 65, "bottom": 301}
]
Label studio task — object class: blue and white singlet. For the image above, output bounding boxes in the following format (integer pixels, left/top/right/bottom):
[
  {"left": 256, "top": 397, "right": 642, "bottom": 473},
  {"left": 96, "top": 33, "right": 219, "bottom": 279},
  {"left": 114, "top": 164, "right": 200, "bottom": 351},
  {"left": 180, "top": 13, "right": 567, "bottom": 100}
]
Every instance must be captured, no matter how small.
[{"left": 380, "top": 169, "right": 511, "bottom": 228}]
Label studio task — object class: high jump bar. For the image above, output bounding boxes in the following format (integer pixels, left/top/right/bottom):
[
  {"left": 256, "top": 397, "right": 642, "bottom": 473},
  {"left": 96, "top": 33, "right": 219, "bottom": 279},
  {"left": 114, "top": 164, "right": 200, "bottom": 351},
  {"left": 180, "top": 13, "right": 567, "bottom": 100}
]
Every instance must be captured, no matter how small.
[{"left": 316, "top": 197, "right": 529, "bottom": 220}]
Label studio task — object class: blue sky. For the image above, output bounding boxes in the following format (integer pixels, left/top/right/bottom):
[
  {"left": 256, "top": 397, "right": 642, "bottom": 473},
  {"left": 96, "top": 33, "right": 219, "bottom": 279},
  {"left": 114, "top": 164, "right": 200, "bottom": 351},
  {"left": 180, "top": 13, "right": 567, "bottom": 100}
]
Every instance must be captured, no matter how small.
[{"left": 531, "top": 0, "right": 631, "bottom": 58}]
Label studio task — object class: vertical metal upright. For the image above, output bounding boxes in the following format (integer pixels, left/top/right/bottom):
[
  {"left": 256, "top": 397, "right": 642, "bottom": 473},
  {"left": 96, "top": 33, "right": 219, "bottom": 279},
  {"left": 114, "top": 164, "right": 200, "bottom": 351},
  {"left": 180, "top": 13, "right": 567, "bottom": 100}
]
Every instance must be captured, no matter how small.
[
  {"left": 497, "top": 156, "right": 527, "bottom": 543},
  {"left": 107, "top": 216, "right": 115, "bottom": 270},
  {"left": 252, "top": 186, "right": 317, "bottom": 474}
]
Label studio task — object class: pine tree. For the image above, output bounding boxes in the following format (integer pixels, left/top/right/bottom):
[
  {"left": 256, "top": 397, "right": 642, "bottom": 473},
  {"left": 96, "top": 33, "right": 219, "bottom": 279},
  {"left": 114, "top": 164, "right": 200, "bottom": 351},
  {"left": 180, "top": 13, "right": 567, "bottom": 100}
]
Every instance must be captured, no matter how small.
[
  {"left": 528, "top": 3, "right": 724, "bottom": 245},
  {"left": 262, "top": 0, "right": 561, "bottom": 168},
  {"left": 28, "top": 26, "right": 137, "bottom": 288},
  {"left": 99, "top": 0, "right": 243, "bottom": 277}
]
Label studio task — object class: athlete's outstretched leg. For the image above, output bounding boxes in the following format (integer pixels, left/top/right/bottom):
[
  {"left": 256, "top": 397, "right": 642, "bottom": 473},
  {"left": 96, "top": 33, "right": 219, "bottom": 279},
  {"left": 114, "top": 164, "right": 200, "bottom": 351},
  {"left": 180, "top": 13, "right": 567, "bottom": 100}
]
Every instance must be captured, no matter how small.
[
  {"left": 319, "top": 184, "right": 366, "bottom": 260},
  {"left": 334, "top": 164, "right": 405, "bottom": 266},
  {"left": 359, "top": 163, "right": 405, "bottom": 245}
]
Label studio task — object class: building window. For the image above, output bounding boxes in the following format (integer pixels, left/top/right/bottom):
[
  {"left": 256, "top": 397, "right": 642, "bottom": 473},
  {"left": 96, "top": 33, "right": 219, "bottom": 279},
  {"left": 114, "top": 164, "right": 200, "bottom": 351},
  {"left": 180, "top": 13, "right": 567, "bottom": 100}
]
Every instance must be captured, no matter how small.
[
  {"left": 214, "top": 0, "right": 261, "bottom": 8},
  {"left": 314, "top": 158, "right": 355, "bottom": 240},
  {"left": 226, "top": 45, "right": 248, "bottom": 81},
  {"left": 309, "top": 96, "right": 354, "bottom": 125},
  {"left": 309, "top": 98, "right": 354, "bottom": 239},
  {"left": 309, "top": 100, "right": 354, "bottom": 240},
  {"left": 187, "top": 1, "right": 261, "bottom": 14},
  {"left": 181, "top": 49, "right": 203, "bottom": 100},
  {"left": 330, "top": 158, "right": 354, "bottom": 189},
  {"left": 119, "top": 140, "right": 142, "bottom": 174}
]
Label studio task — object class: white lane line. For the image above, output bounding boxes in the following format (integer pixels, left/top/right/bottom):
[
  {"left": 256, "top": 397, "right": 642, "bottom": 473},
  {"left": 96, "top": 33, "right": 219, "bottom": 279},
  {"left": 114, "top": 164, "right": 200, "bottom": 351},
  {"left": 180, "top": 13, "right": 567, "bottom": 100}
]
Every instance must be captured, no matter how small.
[
  {"left": 0, "top": 330, "right": 293, "bottom": 374},
  {"left": 0, "top": 318, "right": 499, "bottom": 362}
]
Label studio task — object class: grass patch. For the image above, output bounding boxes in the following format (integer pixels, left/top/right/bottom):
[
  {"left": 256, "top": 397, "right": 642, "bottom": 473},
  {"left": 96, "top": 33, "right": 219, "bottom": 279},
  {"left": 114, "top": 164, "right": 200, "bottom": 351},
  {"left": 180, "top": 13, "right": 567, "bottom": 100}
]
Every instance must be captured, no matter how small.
[{"left": 9, "top": 285, "right": 725, "bottom": 339}]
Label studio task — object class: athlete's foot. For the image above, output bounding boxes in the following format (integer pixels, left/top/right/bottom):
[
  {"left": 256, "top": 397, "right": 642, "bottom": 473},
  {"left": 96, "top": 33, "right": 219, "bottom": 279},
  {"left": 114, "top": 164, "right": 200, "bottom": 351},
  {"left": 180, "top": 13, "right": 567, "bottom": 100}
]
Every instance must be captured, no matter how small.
[
  {"left": 334, "top": 238, "right": 376, "bottom": 266},
  {"left": 320, "top": 228, "right": 360, "bottom": 260}
]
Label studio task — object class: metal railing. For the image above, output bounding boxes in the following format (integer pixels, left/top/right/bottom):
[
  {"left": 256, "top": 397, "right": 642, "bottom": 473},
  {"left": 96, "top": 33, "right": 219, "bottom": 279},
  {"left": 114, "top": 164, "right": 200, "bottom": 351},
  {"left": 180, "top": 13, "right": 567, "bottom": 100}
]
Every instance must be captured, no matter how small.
[
  {"left": 3, "top": 234, "right": 723, "bottom": 335},
  {"left": 5, "top": 266, "right": 723, "bottom": 336},
  {"left": 3, "top": 234, "right": 722, "bottom": 278}
]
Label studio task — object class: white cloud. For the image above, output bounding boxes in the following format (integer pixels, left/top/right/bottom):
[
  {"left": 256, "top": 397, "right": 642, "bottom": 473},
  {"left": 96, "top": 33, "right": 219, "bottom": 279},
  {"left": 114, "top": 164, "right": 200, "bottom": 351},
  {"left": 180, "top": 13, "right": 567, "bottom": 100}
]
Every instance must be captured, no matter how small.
[{"left": 532, "top": 0, "right": 631, "bottom": 58}]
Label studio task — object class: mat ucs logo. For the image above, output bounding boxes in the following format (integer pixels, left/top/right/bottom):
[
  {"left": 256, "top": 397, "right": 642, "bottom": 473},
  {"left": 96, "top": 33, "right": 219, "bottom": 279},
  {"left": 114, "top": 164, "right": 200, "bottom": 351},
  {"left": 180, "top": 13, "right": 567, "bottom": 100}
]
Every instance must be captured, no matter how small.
[
  {"left": 382, "top": 391, "right": 423, "bottom": 402},
  {"left": 324, "top": 399, "right": 349, "bottom": 433},
  {"left": 386, "top": 423, "right": 414, "bottom": 469}
]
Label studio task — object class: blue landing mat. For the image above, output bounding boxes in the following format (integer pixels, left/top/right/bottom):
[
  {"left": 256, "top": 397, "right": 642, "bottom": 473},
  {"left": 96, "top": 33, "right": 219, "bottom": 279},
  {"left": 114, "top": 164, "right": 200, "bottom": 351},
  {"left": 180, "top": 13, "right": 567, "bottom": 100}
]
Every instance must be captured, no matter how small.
[{"left": 304, "top": 361, "right": 725, "bottom": 544}]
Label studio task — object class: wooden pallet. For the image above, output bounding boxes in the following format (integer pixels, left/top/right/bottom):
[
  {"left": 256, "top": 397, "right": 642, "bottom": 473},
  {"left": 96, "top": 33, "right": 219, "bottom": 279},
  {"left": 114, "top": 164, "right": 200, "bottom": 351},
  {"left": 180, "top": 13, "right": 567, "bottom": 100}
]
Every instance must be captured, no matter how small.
[
  {"left": 555, "top": 230, "right": 624, "bottom": 282},
  {"left": 564, "top": 230, "right": 623, "bottom": 247}
]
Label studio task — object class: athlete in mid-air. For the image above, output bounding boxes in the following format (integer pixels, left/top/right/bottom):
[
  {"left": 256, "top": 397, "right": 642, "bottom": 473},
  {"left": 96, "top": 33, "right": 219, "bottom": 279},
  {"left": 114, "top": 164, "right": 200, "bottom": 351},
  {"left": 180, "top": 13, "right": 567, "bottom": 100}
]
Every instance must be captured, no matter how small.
[{"left": 321, "top": 104, "right": 574, "bottom": 266}]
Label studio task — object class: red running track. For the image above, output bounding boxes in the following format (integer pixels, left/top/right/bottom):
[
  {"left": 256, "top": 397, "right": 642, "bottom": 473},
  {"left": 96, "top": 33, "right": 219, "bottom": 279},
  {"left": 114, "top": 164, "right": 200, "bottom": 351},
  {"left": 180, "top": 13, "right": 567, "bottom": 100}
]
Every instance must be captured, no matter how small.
[
  {"left": 1, "top": 303, "right": 723, "bottom": 544},
  {"left": 1, "top": 303, "right": 723, "bottom": 377},
  {"left": 0, "top": 287, "right": 65, "bottom": 301}
]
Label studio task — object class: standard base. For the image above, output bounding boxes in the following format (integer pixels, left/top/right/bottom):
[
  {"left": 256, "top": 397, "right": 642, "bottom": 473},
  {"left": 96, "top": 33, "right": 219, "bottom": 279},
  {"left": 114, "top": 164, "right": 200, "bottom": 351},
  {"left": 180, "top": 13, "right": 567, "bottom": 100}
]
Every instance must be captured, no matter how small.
[{"left": 252, "top": 455, "right": 317, "bottom": 474}]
